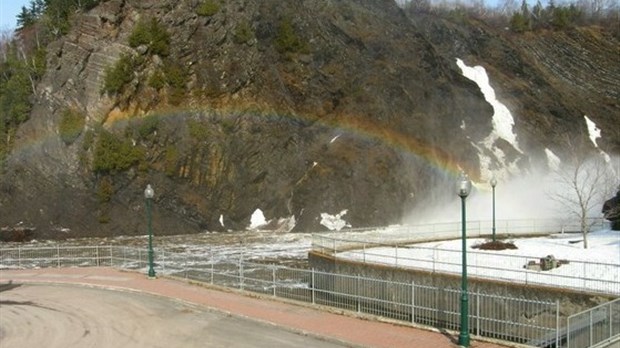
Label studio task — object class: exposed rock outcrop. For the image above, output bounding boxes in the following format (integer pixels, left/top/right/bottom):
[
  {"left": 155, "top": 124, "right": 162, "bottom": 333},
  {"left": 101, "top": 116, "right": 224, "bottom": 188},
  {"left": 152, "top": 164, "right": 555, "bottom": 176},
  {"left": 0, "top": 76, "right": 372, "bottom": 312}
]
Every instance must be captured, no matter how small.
[{"left": 0, "top": 0, "right": 618, "bottom": 239}]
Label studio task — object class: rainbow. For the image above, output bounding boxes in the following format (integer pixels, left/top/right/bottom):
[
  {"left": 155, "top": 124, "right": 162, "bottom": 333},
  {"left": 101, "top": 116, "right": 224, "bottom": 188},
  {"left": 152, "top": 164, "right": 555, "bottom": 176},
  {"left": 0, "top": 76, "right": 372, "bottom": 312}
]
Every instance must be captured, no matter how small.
[{"left": 9, "top": 103, "right": 473, "bottom": 181}]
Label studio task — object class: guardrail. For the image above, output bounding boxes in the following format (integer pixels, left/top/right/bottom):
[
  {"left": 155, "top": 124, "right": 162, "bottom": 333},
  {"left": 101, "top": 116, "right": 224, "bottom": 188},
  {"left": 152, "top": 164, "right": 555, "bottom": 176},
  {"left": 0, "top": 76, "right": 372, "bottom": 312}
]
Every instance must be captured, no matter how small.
[
  {"left": 311, "top": 218, "right": 619, "bottom": 296},
  {"left": 312, "top": 218, "right": 609, "bottom": 253},
  {"left": 0, "top": 245, "right": 561, "bottom": 346},
  {"left": 566, "top": 298, "right": 620, "bottom": 348}
]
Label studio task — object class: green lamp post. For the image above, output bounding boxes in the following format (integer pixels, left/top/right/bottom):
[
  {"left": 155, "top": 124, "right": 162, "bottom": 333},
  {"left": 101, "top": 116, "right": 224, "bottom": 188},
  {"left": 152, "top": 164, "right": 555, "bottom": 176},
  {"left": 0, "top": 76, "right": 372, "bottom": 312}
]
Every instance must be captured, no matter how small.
[
  {"left": 145, "top": 184, "right": 156, "bottom": 279},
  {"left": 490, "top": 177, "right": 497, "bottom": 242},
  {"left": 457, "top": 172, "right": 472, "bottom": 347}
]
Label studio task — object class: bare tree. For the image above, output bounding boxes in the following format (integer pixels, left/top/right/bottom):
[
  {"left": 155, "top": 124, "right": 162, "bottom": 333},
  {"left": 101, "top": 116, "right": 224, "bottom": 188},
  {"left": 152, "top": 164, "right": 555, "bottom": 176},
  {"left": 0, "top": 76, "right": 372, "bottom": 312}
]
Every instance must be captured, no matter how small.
[{"left": 549, "top": 141, "right": 616, "bottom": 248}]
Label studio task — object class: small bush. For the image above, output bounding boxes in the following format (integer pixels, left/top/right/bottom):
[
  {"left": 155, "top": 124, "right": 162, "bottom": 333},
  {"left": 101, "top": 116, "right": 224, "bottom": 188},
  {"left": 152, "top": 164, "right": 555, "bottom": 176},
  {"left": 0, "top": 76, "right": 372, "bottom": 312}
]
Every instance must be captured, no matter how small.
[
  {"left": 196, "top": 0, "right": 220, "bottom": 17},
  {"left": 138, "top": 114, "right": 160, "bottom": 139},
  {"left": 59, "top": 108, "right": 86, "bottom": 145},
  {"left": 128, "top": 18, "right": 170, "bottom": 56},
  {"left": 148, "top": 69, "right": 165, "bottom": 90},
  {"left": 188, "top": 119, "right": 210, "bottom": 139},
  {"left": 233, "top": 21, "right": 254, "bottom": 44},
  {"left": 163, "top": 61, "right": 189, "bottom": 105},
  {"left": 92, "top": 129, "right": 144, "bottom": 174},
  {"left": 275, "top": 18, "right": 308, "bottom": 54},
  {"left": 101, "top": 54, "right": 140, "bottom": 95},
  {"left": 97, "top": 176, "right": 114, "bottom": 203},
  {"left": 164, "top": 145, "right": 179, "bottom": 177}
]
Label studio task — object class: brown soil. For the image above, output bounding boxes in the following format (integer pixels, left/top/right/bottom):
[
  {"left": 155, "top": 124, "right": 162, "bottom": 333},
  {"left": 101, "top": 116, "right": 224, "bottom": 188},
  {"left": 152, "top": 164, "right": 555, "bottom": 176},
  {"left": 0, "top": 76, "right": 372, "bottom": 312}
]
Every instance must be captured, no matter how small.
[{"left": 472, "top": 240, "right": 518, "bottom": 250}]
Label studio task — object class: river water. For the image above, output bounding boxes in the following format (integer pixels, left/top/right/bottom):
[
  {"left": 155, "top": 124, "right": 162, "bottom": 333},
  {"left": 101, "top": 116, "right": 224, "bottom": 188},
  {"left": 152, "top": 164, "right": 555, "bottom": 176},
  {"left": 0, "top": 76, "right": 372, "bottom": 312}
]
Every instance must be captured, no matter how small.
[{"left": 3, "top": 231, "right": 315, "bottom": 269}]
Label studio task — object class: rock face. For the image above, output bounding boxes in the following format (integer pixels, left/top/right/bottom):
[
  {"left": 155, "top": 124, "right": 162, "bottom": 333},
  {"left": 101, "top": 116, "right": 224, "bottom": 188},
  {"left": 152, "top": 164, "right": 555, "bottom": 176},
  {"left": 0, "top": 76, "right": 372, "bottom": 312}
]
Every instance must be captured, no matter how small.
[
  {"left": 603, "top": 190, "right": 620, "bottom": 231},
  {"left": 0, "top": 0, "right": 618, "bottom": 239}
]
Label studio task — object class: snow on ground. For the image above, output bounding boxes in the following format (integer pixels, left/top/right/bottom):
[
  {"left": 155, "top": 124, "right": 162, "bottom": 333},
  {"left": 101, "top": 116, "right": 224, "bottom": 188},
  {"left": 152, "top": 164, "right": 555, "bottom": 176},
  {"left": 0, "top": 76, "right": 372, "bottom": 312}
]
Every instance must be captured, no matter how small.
[{"left": 339, "top": 228, "right": 620, "bottom": 294}]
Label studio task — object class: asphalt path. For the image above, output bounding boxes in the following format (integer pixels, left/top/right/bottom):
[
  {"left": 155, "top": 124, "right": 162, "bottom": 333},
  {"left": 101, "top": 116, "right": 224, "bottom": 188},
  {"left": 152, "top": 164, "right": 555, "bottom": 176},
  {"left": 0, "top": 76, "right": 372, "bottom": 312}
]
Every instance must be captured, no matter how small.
[{"left": 0, "top": 283, "right": 346, "bottom": 348}]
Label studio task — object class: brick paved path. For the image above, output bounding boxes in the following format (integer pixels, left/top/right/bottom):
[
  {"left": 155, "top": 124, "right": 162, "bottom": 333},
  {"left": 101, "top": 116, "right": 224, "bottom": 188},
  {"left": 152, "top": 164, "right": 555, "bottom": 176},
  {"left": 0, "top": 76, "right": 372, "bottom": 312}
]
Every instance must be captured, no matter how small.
[{"left": 0, "top": 268, "right": 515, "bottom": 348}]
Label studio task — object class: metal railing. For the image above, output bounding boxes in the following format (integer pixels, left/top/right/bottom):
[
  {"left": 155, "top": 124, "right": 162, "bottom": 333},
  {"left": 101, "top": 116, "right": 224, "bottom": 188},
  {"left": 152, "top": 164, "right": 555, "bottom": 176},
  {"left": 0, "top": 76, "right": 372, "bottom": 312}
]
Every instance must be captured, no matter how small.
[
  {"left": 311, "top": 219, "right": 619, "bottom": 296},
  {"left": 312, "top": 218, "right": 609, "bottom": 253},
  {"left": 0, "top": 245, "right": 562, "bottom": 346},
  {"left": 565, "top": 298, "right": 620, "bottom": 348}
]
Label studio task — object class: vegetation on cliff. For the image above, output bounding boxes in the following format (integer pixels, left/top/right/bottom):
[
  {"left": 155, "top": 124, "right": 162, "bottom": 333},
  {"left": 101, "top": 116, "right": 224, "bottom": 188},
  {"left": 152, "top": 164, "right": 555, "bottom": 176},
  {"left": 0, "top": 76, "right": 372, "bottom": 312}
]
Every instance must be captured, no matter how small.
[{"left": 0, "top": 0, "right": 617, "bottom": 239}]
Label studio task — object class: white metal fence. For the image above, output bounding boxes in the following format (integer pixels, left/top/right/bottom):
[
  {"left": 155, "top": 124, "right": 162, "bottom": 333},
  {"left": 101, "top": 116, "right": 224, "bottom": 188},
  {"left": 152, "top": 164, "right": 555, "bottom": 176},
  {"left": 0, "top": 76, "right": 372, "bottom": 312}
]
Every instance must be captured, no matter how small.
[
  {"left": 312, "top": 218, "right": 609, "bottom": 253},
  {"left": 4, "top": 244, "right": 620, "bottom": 347},
  {"left": 311, "top": 219, "right": 619, "bottom": 296},
  {"left": 566, "top": 298, "right": 620, "bottom": 348},
  {"left": 1, "top": 245, "right": 563, "bottom": 346}
]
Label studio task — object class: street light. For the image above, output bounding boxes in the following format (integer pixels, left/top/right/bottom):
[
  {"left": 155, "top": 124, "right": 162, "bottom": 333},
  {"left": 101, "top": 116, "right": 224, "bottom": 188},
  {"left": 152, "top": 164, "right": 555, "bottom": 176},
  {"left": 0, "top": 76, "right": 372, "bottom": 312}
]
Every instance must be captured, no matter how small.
[
  {"left": 490, "top": 177, "right": 497, "bottom": 242},
  {"left": 144, "top": 184, "right": 156, "bottom": 279},
  {"left": 456, "top": 172, "right": 472, "bottom": 347}
]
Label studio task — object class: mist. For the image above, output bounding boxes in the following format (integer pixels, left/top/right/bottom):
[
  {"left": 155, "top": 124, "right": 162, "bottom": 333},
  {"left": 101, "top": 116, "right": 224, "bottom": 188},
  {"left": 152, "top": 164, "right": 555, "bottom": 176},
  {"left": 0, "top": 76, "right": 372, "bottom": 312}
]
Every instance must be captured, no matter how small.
[{"left": 403, "top": 156, "right": 619, "bottom": 226}]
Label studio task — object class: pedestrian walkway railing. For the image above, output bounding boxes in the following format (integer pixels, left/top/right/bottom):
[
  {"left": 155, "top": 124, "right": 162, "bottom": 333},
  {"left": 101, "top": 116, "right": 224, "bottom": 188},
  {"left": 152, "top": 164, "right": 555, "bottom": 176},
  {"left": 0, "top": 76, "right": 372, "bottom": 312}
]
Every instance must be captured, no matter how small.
[
  {"left": 6, "top": 244, "right": 620, "bottom": 347},
  {"left": 565, "top": 298, "right": 620, "bottom": 348},
  {"left": 0, "top": 244, "right": 562, "bottom": 346},
  {"left": 311, "top": 219, "right": 619, "bottom": 296}
]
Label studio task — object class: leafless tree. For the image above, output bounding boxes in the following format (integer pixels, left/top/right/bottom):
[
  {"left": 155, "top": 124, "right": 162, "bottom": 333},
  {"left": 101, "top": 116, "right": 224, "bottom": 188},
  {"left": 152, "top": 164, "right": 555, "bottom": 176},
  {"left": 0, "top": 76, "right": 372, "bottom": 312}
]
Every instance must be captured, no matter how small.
[{"left": 549, "top": 140, "right": 616, "bottom": 248}]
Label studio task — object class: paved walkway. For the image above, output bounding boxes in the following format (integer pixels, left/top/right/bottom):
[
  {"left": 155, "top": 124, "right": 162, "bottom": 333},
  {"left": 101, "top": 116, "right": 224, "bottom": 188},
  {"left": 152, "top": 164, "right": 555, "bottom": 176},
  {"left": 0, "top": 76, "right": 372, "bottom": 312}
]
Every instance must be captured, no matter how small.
[{"left": 0, "top": 267, "right": 514, "bottom": 348}]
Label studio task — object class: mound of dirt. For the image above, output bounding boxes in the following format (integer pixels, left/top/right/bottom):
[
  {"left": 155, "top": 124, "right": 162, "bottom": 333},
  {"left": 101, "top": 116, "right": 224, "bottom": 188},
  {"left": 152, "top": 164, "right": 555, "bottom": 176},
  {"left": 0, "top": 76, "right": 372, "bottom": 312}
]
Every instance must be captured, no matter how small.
[{"left": 472, "top": 240, "right": 518, "bottom": 250}]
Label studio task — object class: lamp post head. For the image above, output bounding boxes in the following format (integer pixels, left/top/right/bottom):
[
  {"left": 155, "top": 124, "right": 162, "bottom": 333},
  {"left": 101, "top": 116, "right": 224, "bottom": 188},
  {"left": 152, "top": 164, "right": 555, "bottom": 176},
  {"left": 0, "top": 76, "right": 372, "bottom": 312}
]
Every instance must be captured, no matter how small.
[
  {"left": 490, "top": 177, "right": 497, "bottom": 188},
  {"left": 457, "top": 172, "right": 472, "bottom": 198},
  {"left": 144, "top": 184, "right": 154, "bottom": 199}
]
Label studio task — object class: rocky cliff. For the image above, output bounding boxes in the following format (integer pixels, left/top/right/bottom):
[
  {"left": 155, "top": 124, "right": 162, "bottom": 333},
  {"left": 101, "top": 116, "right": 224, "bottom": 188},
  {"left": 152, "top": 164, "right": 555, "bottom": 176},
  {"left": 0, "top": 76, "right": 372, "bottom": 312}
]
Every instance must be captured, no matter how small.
[{"left": 0, "top": 0, "right": 618, "bottom": 239}]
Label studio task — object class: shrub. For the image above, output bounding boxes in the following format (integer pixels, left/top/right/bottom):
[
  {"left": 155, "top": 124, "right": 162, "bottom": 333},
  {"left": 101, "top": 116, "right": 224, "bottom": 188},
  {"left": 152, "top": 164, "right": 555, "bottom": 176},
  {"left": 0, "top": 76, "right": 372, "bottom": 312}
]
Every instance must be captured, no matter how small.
[
  {"left": 97, "top": 176, "right": 114, "bottom": 203},
  {"left": 188, "top": 119, "right": 210, "bottom": 139},
  {"left": 196, "top": 0, "right": 220, "bottom": 17},
  {"left": 128, "top": 18, "right": 170, "bottom": 56},
  {"left": 164, "top": 145, "right": 179, "bottom": 177},
  {"left": 138, "top": 114, "right": 160, "bottom": 139},
  {"left": 59, "top": 108, "right": 85, "bottom": 145},
  {"left": 92, "top": 129, "right": 143, "bottom": 174},
  {"left": 101, "top": 54, "right": 140, "bottom": 95},
  {"left": 233, "top": 21, "right": 254, "bottom": 44},
  {"left": 148, "top": 69, "right": 165, "bottom": 90},
  {"left": 162, "top": 61, "right": 189, "bottom": 105},
  {"left": 510, "top": 13, "right": 530, "bottom": 32},
  {"left": 275, "top": 18, "right": 308, "bottom": 54}
]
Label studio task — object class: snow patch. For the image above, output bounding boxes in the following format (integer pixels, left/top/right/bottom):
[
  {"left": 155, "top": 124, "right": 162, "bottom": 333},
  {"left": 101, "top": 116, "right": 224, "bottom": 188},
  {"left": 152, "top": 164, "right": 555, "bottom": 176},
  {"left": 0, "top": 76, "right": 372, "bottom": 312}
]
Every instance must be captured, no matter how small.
[
  {"left": 584, "top": 115, "right": 612, "bottom": 163},
  {"left": 249, "top": 209, "right": 267, "bottom": 229},
  {"left": 320, "top": 210, "right": 351, "bottom": 231},
  {"left": 584, "top": 115, "right": 601, "bottom": 147},
  {"left": 545, "top": 148, "right": 561, "bottom": 171},
  {"left": 219, "top": 214, "right": 225, "bottom": 227},
  {"left": 456, "top": 58, "right": 522, "bottom": 181},
  {"left": 330, "top": 134, "right": 341, "bottom": 143}
]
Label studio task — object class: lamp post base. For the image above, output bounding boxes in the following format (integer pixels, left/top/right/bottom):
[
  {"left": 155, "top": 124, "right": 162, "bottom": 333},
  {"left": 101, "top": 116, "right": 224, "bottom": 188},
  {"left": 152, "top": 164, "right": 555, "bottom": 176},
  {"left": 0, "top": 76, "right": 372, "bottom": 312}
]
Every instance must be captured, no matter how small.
[{"left": 458, "top": 333, "right": 470, "bottom": 347}]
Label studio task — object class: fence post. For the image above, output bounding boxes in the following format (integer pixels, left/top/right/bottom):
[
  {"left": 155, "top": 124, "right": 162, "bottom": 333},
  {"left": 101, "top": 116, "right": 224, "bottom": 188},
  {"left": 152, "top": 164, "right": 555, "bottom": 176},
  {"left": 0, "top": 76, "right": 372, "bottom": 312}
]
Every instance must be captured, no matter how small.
[
  {"left": 411, "top": 280, "right": 415, "bottom": 324},
  {"left": 311, "top": 268, "right": 315, "bottom": 305},
  {"left": 609, "top": 302, "right": 613, "bottom": 342},
  {"left": 272, "top": 267, "right": 276, "bottom": 297},
  {"left": 18, "top": 246, "right": 21, "bottom": 268},
  {"left": 476, "top": 290, "right": 480, "bottom": 337},
  {"left": 184, "top": 255, "right": 188, "bottom": 279},
  {"left": 57, "top": 245, "right": 60, "bottom": 268},
  {"left": 210, "top": 257, "right": 214, "bottom": 284},
  {"left": 162, "top": 250, "right": 166, "bottom": 274},
  {"left": 357, "top": 274, "right": 361, "bottom": 313},
  {"left": 238, "top": 251, "right": 244, "bottom": 291},
  {"left": 556, "top": 300, "right": 560, "bottom": 348},
  {"left": 363, "top": 243, "right": 366, "bottom": 263},
  {"left": 590, "top": 310, "right": 593, "bottom": 347},
  {"left": 109, "top": 245, "right": 113, "bottom": 267}
]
